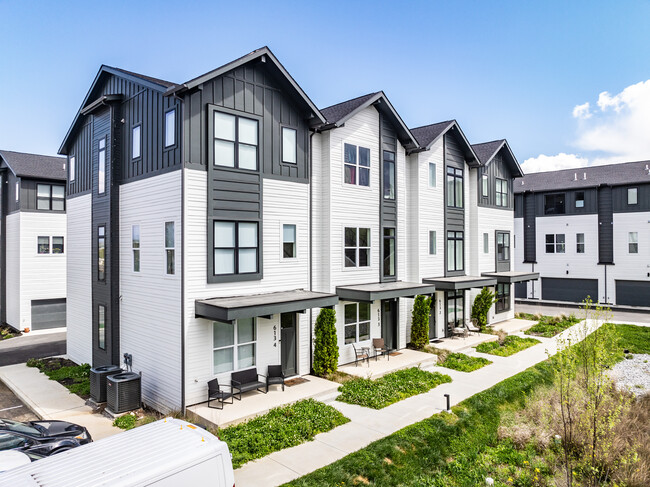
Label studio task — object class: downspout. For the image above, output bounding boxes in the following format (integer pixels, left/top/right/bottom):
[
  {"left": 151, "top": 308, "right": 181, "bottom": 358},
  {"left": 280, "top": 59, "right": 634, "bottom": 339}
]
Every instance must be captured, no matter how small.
[
  {"left": 309, "top": 130, "right": 314, "bottom": 375},
  {"left": 179, "top": 98, "right": 186, "bottom": 414},
  {"left": 603, "top": 265, "right": 607, "bottom": 304}
]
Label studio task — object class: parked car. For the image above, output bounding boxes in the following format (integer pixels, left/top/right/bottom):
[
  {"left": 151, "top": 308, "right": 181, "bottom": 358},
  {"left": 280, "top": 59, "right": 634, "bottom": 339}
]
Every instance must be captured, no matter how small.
[{"left": 0, "top": 419, "right": 91, "bottom": 456}]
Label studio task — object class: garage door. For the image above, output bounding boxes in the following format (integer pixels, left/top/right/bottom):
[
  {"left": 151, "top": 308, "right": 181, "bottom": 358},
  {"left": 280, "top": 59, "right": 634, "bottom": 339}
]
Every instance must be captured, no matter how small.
[
  {"left": 541, "top": 278, "right": 598, "bottom": 304},
  {"left": 31, "top": 299, "right": 66, "bottom": 330},
  {"left": 515, "top": 282, "right": 527, "bottom": 299},
  {"left": 616, "top": 280, "right": 650, "bottom": 307}
]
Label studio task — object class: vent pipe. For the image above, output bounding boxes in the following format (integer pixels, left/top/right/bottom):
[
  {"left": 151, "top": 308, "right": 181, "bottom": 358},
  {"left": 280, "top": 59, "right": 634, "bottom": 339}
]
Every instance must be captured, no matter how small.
[
  {"left": 583, "top": 172, "right": 587, "bottom": 180},
  {"left": 574, "top": 172, "right": 577, "bottom": 181}
]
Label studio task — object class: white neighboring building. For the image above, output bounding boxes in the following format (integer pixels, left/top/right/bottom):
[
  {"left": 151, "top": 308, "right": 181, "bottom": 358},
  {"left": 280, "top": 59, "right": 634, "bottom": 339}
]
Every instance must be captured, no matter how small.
[
  {"left": 514, "top": 161, "right": 650, "bottom": 307},
  {"left": 0, "top": 150, "right": 67, "bottom": 332}
]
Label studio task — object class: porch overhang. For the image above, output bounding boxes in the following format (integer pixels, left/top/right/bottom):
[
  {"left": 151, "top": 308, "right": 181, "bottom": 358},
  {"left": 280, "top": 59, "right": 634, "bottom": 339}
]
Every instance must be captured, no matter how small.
[
  {"left": 421, "top": 275, "right": 497, "bottom": 291},
  {"left": 195, "top": 289, "right": 339, "bottom": 322},
  {"left": 481, "top": 271, "right": 540, "bottom": 284},
  {"left": 336, "top": 281, "right": 436, "bottom": 302}
]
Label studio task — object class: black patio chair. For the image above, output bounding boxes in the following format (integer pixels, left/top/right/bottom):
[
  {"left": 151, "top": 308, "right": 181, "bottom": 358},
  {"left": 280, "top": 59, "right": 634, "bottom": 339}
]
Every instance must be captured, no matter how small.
[
  {"left": 207, "top": 378, "right": 233, "bottom": 409},
  {"left": 352, "top": 343, "right": 370, "bottom": 366},
  {"left": 266, "top": 365, "right": 285, "bottom": 392}
]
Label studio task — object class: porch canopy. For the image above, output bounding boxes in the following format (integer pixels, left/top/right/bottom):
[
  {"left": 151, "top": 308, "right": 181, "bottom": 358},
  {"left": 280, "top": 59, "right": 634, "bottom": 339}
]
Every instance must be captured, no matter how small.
[
  {"left": 336, "top": 281, "right": 436, "bottom": 302},
  {"left": 481, "top": 271, "right": 540, "bottom": 283},
  {"left": 422, "top": 275, "right": 497, "bottom": 291},
  {"left": 195, "top": 289, "right": 339, "bottom": 323}
]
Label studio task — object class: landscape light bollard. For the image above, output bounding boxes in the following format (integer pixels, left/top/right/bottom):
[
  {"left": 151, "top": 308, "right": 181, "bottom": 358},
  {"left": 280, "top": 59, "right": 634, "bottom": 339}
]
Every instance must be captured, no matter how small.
[{"left": 444, "top": 393, "right": 450, "bottom": 411}]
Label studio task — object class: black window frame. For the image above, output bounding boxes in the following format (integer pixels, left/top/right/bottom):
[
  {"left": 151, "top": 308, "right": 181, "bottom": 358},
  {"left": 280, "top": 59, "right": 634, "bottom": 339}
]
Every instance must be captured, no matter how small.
[
  {"left": 628, "top": 232, "right": 638, "bottom": 254},
  {"left": 213, "top": 220, "right": 259, "bottom": 276},
  {"left": 37, "top": 236, "right": 50, "bottom": 254},
  {"left": 575, "top": 191, "right": 585, "bottom": 208},
  {"left": 282, "top": 224, "right": 297, "bottom": 259},
  {"left": 627, "top": 187, "right": 638, "bottom": 206},
  {"left": 164, "top": 108, "right": 176, "bottom": 148},
  {"left": 52, "top": 236, "right": 64, "bottom": 254},
  {"left": 495, "top": 178, "right": 508, "bottom": 207},
  {"left": 429, "top": 230, "right": 436, "bottom": 255},
  {"left": 98, "top": 304, "right": 106, "bottom": 350},
  {"left": 496, "top": 283, "right": 511, "bottom": 313},
  {"left": 545, "top": 233, "right": 565, "bottom": 254},
  {"left": 447, "top": 230, "right": 464, "bottom": 272},
  {"left": 383, "top": 227, "right": 396, "bottom": 277},
  {"left": 98, "top": 137, "right": 106, "bottom": 195},
  {"left": 98, "top": 226, "right": 106, "bottom": 281},
  {"left": 446, "top": 166, "right": 464, "bottom": 208},
  {"left": 344, "top": 227, "right": 370, "bottom": 268},
  {"left": 131, "top": 124, "right": 142, "bottom": 161},
  {"left": 496, "top": 232, "right": 510, "bottom": 262},
  {"left": 446, "top": 290, "right": 465, "bottom": 334},
  {"left": 212, "top": 110, "right": 259, "bottom": 171},
  {"left": 576, "top": 233, "right": 585, "bottom": 254},
  {"left": 281, "top": 126, "right": 298, "bottom": 165},
  {"left": 544, "top": 193, "right": 565, "bottom": 215},
  {"left": 344, "top": 143, "right": 371, "bottom": 187},
  {"left": 165, "top": 221, "right": 175, "bottom": 275},
  {"left": 383, "top": 151, "right": 395, "bottom": 200},
  {"left": 36, "top": 183, "right": 65, "bottom": 211},
  {"left": 344, "top": 302, "right": 371, "bottom": 344}
]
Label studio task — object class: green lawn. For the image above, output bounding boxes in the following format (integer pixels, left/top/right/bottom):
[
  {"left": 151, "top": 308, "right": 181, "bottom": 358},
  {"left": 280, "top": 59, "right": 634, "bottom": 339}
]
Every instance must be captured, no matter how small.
[
  {"left": 475, "top": 336, "right": 541, "bottom": 357},
  {"left": 337, "top": 367, "right": 452, "bottom": 409},
  {"left": 524, "top": 314, "right": 581, "bottom": 338},
  {"left": 437, "top": 352, "right": 492, "bottom": 372},
  {"left": 612, "top": 323, "right": 650, "bottom": 354}
]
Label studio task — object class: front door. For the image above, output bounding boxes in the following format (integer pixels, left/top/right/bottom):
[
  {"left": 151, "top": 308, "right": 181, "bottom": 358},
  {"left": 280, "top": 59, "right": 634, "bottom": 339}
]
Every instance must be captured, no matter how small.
[
  {"left": 280, "top": 313, "right": 297, "bottom": 376},
  {"left": 446, "top": 291, "right": 465, "bottom": 337},
  {"left": 428, "top": 297, "right": 437, "bottom": 341},
  {"left": 496, "top": 231, "right": 511, "bottom": 272},
  {"left": 381, "top": 299, "right": 398, "bottom": 350}
]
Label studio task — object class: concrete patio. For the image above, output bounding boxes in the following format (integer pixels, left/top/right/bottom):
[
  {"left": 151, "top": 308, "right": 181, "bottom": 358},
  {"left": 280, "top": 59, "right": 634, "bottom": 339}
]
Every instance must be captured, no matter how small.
[
  {"left": 490, "top": 317, "right": 537, "bottom": 334},
  {"left": 188, "top": 375, "right": 339, "bottom": 428},
  {"left": 430, "top": 332, "right": 498, "bottom": 352},
  {"left": 338, "top": 348, "right": 437, "bottom": 378}
]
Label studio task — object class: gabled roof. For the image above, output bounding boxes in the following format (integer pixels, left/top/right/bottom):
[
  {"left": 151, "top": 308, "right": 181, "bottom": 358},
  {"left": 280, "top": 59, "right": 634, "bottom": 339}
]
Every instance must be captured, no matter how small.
[
  {"left": 410, "top": 120, "right": 480, "bottom": 166},
  {"left": 319, "top": 91, "right": 419, "bottom": 150},
  {"left": 472, "top": 139, "right": 523, "bottom": 177},
  {"left": 514, "top": 160, "right": 650, "bottom": 193},
  {"left": 165, "top": 46, "right": 326, "bottom": 126},
  {"left": 59, "top": 65, "right": 178, "bottom": 155},
  {"left": 0, "top": 150, "right": 67, "bottom": 181}
]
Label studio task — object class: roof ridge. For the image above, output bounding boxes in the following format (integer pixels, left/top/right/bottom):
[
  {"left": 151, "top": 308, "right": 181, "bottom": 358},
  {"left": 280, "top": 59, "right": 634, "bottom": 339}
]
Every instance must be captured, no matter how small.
[
  {"left": 107, "top": 66, "right": 176, "bottom": 88},
  {"left": 409, "top": 120, "right": 455, "bottom": 131},
  {"left": 0, "top": 149, "right": 65, "bottom": 159},
  {"left": 472, "top": 139, "right": 506, "bottom": 147},
  {"left": 320, "top": 91, "right": 379, "bottom": 111}
]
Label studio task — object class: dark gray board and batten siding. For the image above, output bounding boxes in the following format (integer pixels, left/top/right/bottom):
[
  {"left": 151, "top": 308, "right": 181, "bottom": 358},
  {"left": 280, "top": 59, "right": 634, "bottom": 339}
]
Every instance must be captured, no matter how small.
[
  {"left": 477, "top": 153, "right": 514, "bottom": 210},
  {"left": 379, "top": 112, "right": 398, "bottom": 283},
  {"left": 444, "top": 133, "right": 466, "bottom": 277},
  {"left": 597, "top": 186, "right": 614, "bottom": 265},
  {"left": 523, "top": 192, "right": 536, "bottom": 263}
]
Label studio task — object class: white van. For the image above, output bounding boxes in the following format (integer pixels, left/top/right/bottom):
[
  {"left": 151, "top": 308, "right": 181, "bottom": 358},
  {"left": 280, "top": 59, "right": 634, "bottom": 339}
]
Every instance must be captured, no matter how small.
[{"left": 0, "top": 418, "right": 235, "bottom": 486}]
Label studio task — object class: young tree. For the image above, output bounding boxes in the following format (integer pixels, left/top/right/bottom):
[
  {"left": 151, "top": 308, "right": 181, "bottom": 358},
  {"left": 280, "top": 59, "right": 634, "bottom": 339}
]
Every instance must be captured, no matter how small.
[
  {"left": 411, "top": 295, "right": 432, "bottom": 350},
  {"left": 313, "top": 308, "right": 339, "bottom": 377},
  {"left": 471, "top": 287, "right": 496, "bottom": 330}
]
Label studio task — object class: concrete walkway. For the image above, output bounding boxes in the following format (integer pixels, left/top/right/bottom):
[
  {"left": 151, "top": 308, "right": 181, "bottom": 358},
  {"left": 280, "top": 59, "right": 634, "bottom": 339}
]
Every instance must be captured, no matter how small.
[
  {"left": 234, "top": 320, "right": 602, "bottom": 487},
  {"left": 0, "top": 363, "right": 121, "bottom": 440}
]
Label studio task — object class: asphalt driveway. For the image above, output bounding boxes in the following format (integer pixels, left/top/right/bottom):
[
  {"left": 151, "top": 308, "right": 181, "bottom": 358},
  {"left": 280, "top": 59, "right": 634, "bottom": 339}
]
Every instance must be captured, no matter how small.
[
  {"left": 0, "top": 380, "right": 37, "bottom": 422},
  {"left": 0, "top": 331, "right": 66, "bottom": 367}
]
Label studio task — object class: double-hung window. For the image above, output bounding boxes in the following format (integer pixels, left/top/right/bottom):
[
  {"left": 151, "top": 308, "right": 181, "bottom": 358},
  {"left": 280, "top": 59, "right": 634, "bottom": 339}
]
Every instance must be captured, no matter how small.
[
  {"left": 213, "top": 318, "right": 256, "bottom": 374},
  {"left": 283, "top": 224, "right": 296, "bottom": 259},
  {"left": 495, "top": 284, "right": 511, "bottom": 313},
  {"left": 164, "top": 109, "right": 175, "bottom": 147},
  {"left": 213, "top": 112, "right": 258, "bottom": 170},
  {"left": 37, "top": 236, "right": 50, "bottom": 254},
  {"left": 344, "top": 227, "right": 370, "bottom": 267},
  {"left": 282, "top": 127, "right": 297, "bottom": 164},
  {"left": 447, "top": 231, "right": 464, "bottom": 272},
  {"left": 98, "top": 138, "right": 106, "bottom": 194},
  {"left": 429, "top": 163, "right": 436, "bottom": 187},
  {"left": 344, "top": 302, "right": 370, "bottom": 344},
  {"left": 497, "top": 232, "right": 510, "bottom": 261},
  {"left": 132, "top": 225, "right": 140, "bottom": 272},
  {"left": 52, "top": 237, "right": 64, "bottom": 254},
  {"left": 37, "top": 184, "right": 65, "bottom": 211},
  {"left": 576, "top": 233, "right": 585, "bottom": 253},
  {"left": 344, "top": 143, "right": 370, "bottom": 186},
  {"left": 496, "top": 178, "right": 508, "bottom": 207},
  {"left": 383, "top": 228, "right": 395, "bottom": 277},
  {"left": 446, "top": 167, "right": 463, "bottom": 208},
  {"left": 213, "top": 221, "right": 258, "bottom": 275},
  {"left": 629, "top": 232, "right": 638, "bottom": 253},
  {"left": 98, "top": 226, "right": 106, "bottom": 281},
  {"left": 545, "top": 234, "right": 565, "bottom": 253},
  {"left": 165, "top": 222, "right": 175, "bottom": 275},
  {"left": 481, "top": 174, "right": 488, "bottom": 197},
  {"left": 628, "top": 187, "right": 638, "bottom": 205},
  {"left": 383, "top": 151, "right": 395, "bottom": 200}
]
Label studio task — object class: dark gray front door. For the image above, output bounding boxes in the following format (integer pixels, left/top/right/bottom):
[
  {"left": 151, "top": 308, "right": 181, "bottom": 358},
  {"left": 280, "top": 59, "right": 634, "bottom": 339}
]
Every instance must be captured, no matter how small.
[
  {"left": 381, "top": 299, "right": 398, "bottom": 350},
  {"left": 280, "top": 313, "right": 297, "bottom": 376},
  {"left": 428, "top": 298, "right": 437, "bottom": 340}
]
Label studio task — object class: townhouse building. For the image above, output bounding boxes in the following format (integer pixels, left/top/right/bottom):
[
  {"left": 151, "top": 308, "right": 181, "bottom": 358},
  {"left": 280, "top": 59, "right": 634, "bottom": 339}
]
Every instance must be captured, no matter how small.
[
  {"left": 0, "top": 150, "right": 67, "bottom": 332},
  {"left": 514, "top": 161, "right": 650, "bottom": 307},
  {"left": 59, "top": 47, "right": 530, "bottom": 413}
]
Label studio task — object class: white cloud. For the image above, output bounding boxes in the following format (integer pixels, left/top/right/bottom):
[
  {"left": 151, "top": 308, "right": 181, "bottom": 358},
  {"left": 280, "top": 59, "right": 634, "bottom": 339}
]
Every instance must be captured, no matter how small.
[
  {"left": 521, "top": 153, "right": 589, "bottom": 173},
  {"left": 525, "top": 79, "right": 650, "bottom": 174}
]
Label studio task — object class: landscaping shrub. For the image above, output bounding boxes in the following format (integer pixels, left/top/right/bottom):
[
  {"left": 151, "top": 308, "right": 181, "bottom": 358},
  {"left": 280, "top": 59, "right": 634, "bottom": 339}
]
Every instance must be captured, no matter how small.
[
  {"left": 471, "top": 287, "right": 496, "bottom": 330},
  {"left": 525, "top": 314, "right": 580, "bottom": 338},
  {"left": 313, "top": 308, "right": 339, "bottom": 377},
  {"left": 113, "top": 414, "right": 137, "bottom": 430},
  {"left": 410, "top": 295, "right": 431, "bottom": 350},
  {"left": 26, "top": 358, "right": 91, "bottom": 398},
  {"left": 438, "top": 352, "right": 492, "bottom": 372},
  {"left": 337, "top": 367, "right": 451, "bottom": 409},
  {"left": 219, "top": 399, "right": 349, "bottom": 469},
  {"left": 475, "top": 335, "right": 541, "bottom": 357}
]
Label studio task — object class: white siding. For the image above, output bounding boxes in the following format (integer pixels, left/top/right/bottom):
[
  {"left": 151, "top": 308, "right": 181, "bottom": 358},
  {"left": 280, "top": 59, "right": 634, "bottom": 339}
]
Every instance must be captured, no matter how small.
[
  {"left": 183, "top": 170, "right": 311, "bottom": 406},
  {"left": 611, "top": 211, "right": 650, "bottom": 303},
  {"left": 66, "top": 194, "right": 92, "bottom": 366},
  {"left": 119, "top": 171, "right": 182, "bottom": 413},
  {"left": 5, "top": 214, "right": 20, "bottom": 328}
]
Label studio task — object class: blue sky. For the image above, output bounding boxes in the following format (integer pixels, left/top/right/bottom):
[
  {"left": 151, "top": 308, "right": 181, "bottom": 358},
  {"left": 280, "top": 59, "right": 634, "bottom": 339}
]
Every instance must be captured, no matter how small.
[{"left": 1, "top": 0, "right": 649, "bottom": 172}]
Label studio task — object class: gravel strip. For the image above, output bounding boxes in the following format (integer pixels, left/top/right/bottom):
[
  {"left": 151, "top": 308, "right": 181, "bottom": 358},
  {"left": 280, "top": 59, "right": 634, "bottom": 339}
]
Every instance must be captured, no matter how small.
[{"left": 609, "top": 354, "right": 650, "bottom": 397}]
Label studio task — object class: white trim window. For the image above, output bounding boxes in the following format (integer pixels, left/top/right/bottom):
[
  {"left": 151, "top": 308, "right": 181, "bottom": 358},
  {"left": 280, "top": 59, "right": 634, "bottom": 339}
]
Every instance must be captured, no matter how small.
[
  {"left": 52, "top": 236, "right": 64, "bottom": 254},
  {"left": 429, "top": 230, "right": 436, "bottom": 255},
  {"left": 132, "top": 125, "right": 141, "bottom": 160},
  {"left": 628, "top": 232, "right": 638, "bottom": 254},
  {"left": 282, "top": 224, "right": 296, "bottom": 259},
  {"left": 69, "top": 155, "right": 76, "bottom": 181},
  {"left": 282, "top": 127, "right": 297, "bottom": 164},
  {"left": 165, "top": 109, "right": 176, "bottom": 148},
  {"left": 165, "top": 222, "right": 175, "bottom": 275},
  {"left": 213, "top": 112, "right": 258, "bottom": 170},
  {"left": 344, "top": 302, "right": 370, "bottom": 344},
  {"left": 344, "top": 143, "right": 370, "bottom": 187},
  {"left": 429, "top": 163, "right": 436, "bottom": 188},
  {"left": 213, "top": 318, "right": 256, "bottom": 374},
  {"left": 37, "top": 236, "right": 50, "bottom": 254},
  {"left": 132, "top": 225, "right": 140, "bottom": 272},
  {"left": 344, "top": 227, "right": 370, "bottom": 267},
  {"left": 545, "top": 234, "right": 565, "bottom": 253},
  {"left": 576, "top": 233, "right": 585, "bottom": 254},
  {"left": 98, "top": 138, "right": 106, "bottom": 194},
  {"left": 628, "top": 187, "right": 638, "bottom": 205}
]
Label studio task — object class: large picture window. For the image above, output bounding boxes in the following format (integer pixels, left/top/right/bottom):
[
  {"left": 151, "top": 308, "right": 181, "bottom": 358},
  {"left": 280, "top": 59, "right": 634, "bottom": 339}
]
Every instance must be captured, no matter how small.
[
  {"left": 383, "top": 151, "right": 395, "bottom": 200},
  {"left": 344, "top": 227, "right": 370, "bottom": 267},
  {"left": 545, "top": 234, "right": 565, "bottom": 253},
  {"left": 383, "top": 228, "right": 395, "bottom": 277},
  {"left": 344, "top": 302, "right": 371, "bottom": 344},
  {"left": 496, "top": 178, "right": 508, "bottom": 207},
  {"left": 37, "top": 184, "right": 65, "bottom": 211},
  {"left": 344, "top": 143, "right": 370, "bottom": 187},
  {"left": 213, "top": 318, "right": 256, "bottom": 374},
  {"left": 447, "top": 231, "right": 464, "bottom": 272},
  {"left": 98, "top": 226, "right": 106, "bottom": 281},
  {"left": 213, "top": 112, "right": 258, "bottom": 170},
  {"left": 213, "top": 221, "right": 258, "bottom": 275},
  {"left": 446, "top": 166, "right": 463, "bottom": 208},
  {"left": 496, "top": 284, "right": 511, "bottom": 313},
  {"left": 544, "top": 193, "right": 565, "bottom": 215}
]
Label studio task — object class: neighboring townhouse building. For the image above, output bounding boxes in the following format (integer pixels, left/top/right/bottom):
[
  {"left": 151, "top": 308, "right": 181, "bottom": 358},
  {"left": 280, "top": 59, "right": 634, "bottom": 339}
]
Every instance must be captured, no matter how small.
[
  {"left": 514, "top": 161, "right": 650, "bottom": 307},
  {"left": 59, "top": 46, "right": 525, "bottom": 413},
  {"left": 0, "top": 150, "right": 67, "bottom": 332}
]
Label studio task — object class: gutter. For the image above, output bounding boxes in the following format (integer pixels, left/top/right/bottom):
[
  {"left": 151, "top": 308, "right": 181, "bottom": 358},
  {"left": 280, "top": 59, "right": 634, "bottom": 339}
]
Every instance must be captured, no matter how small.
[{"left": 309, "top": 130, "right": 314, "bottom": 374}]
